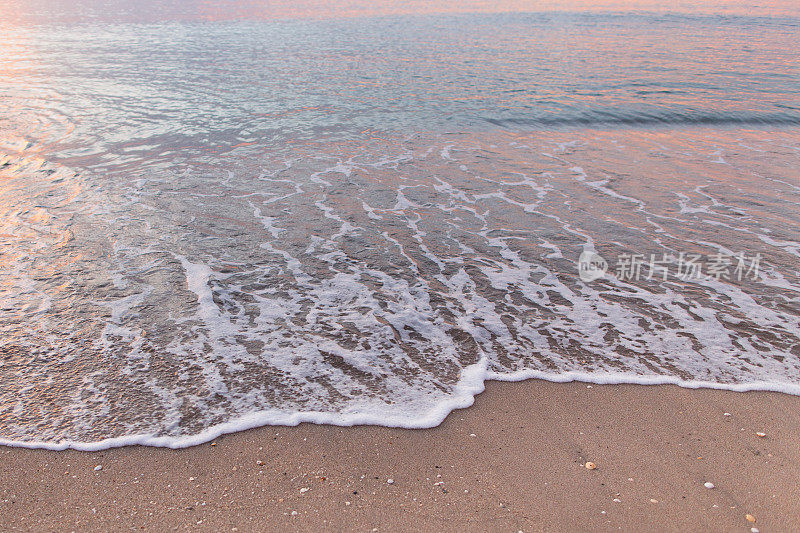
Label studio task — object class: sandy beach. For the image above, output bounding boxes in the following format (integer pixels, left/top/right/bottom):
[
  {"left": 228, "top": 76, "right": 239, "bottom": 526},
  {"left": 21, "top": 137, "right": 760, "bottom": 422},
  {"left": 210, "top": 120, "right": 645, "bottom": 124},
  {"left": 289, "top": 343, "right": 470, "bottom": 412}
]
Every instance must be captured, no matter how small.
[{"left": 1, "top": 380, "right": 797, "bottom": 531}]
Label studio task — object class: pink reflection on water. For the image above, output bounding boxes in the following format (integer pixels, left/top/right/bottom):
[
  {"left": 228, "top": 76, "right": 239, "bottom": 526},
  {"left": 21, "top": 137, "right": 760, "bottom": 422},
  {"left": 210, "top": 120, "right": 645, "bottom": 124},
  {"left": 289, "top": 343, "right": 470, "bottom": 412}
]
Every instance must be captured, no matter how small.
[
  {"left": 2, "top": 0, "right": 799, "bottom": 24},
  {"left": 192, "top": 0, "right": 800, "bottom": 21}
]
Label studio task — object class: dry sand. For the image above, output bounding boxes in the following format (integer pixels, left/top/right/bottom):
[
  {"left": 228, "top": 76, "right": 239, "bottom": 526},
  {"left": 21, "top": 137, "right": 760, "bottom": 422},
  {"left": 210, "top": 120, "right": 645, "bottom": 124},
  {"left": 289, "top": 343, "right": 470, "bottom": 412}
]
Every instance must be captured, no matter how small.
[{"left": 1, "top": 380, "right": 798, "bottom": 532}]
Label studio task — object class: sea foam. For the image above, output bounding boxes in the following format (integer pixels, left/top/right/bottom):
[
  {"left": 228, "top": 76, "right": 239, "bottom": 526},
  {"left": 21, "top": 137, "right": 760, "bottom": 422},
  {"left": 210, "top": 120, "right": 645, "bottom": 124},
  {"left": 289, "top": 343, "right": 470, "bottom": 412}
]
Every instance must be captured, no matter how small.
[{"left": 1, "top": 129, "right": 799, "bottom": 449}]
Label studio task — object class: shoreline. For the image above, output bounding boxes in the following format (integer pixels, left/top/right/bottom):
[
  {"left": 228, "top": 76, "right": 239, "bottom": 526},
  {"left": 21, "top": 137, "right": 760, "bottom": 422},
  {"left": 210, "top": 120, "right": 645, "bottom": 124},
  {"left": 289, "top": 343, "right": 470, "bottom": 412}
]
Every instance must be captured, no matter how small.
[
  {"left": 2, "top": 380, "right": 798, "bottom": 531},
  {"left": 4, "top": 369, "right": 800, "bottom": 452}
]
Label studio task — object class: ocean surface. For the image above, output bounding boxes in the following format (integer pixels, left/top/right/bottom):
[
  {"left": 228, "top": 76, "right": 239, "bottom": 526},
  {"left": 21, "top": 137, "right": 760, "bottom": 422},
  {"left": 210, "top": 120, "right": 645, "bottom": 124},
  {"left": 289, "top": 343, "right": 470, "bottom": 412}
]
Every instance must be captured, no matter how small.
[{"left": 1, "top": 1, "right": 799, "bottom": 449}]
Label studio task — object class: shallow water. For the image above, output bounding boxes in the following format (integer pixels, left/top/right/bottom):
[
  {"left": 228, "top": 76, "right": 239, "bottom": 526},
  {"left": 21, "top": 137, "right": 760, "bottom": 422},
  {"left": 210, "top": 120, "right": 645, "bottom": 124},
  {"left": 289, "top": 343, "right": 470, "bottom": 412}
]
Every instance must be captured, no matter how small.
[{"left": 1, "top": 3, "right": 799, "bottom": 448}]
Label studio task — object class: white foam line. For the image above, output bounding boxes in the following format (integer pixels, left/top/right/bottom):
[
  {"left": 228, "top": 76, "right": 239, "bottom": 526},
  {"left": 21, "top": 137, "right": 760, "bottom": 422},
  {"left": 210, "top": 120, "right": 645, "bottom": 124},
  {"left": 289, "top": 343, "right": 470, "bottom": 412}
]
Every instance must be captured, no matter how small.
[{"left": 2, "top": 362, "right": 799, "bottom": 452}]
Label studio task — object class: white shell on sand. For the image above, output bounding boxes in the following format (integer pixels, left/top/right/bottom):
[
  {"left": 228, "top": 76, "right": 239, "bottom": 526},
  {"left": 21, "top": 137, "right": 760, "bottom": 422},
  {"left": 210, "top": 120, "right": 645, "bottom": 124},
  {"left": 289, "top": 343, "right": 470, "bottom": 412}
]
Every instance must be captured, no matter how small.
[{"left": 704, "top": 482, "right": 715, "bottom": 489}]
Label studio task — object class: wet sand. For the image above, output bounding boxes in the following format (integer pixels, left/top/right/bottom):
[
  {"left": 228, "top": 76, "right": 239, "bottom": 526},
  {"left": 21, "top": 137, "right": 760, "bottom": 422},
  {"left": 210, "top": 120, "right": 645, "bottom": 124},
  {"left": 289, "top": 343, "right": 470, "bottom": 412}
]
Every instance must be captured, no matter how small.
[{"left": 1, "top": 380, "right": 798, "bottom": 531}]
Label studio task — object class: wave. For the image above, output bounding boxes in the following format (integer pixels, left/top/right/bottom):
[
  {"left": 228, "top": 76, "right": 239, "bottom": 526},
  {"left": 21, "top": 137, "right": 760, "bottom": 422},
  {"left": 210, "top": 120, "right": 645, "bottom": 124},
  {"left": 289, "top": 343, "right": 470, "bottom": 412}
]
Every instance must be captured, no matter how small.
[
  {"left": 1, "top": 128, "right": 799, "bottom": 450},
  {"left": 484, "top": 111, "right": 800, "bottom": 129}
]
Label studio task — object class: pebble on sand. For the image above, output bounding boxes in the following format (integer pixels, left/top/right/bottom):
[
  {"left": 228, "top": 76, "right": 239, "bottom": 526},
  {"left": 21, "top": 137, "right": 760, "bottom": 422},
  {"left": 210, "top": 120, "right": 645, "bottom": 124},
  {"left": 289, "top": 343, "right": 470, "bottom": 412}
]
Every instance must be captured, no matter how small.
[
  {"left": 299, "top": 488, "right": 309, "bottom": 493},
  {"left": 746, "top": 514, "right": 756, "bottom": 522},
  {"left": 584, "top": 462, "right": 597, "bottom": 470},
  {"left": 387, "top": 478, "right": 394, "bottom": 484},
  {"left": 93, "top": 465, "right": 102, "bottom": 471},
  {"left": 704, "top": 482, "right": 715, "bottom": 489},
  {"left": 756, "top": 432, "right": 766, "bottom": 438}
]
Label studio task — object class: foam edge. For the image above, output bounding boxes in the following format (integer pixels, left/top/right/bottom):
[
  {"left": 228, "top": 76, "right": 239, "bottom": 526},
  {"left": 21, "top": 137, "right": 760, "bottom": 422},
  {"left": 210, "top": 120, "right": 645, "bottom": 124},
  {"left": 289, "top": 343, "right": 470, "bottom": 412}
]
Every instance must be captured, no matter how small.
[{"left": 2, "top": 361, "right": 799, "bottom": 452}]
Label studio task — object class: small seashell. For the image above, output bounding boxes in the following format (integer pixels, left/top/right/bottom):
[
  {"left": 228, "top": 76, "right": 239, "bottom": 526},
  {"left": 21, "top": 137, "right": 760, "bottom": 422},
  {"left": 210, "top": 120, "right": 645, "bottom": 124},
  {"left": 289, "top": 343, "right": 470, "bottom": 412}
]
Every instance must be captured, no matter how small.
[
  {"left": 746, "top": 514, "right": 756, "bottom": 523},
  {"left": 650, "top": 499, "right": 659, "bottom": 503},
  {"left": 93, "top": 465, "right": 102, "bottom": 472},
  {"left": 585, "top": 462, "right": 597, "bottom": 470},
  {"left": 704, "top": 482, "right": 715, "bottom": 489},
  {"left": 756, "top": 432, "right": 766, "bottom": 438}
]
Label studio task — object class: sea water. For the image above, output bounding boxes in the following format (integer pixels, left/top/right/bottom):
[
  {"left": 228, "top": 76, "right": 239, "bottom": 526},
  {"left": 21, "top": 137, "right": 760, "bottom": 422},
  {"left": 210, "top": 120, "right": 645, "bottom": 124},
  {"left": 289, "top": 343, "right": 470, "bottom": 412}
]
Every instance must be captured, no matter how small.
[{"left": 1, "top": 1, "right": 799, "bottom": 449}]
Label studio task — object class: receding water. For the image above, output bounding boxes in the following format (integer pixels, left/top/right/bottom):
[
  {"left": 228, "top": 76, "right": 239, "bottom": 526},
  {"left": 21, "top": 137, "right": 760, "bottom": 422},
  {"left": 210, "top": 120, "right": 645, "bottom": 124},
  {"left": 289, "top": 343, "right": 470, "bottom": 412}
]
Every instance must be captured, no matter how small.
[{"left": 1, "top": 2, "right": 799, "bottom": 448}]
